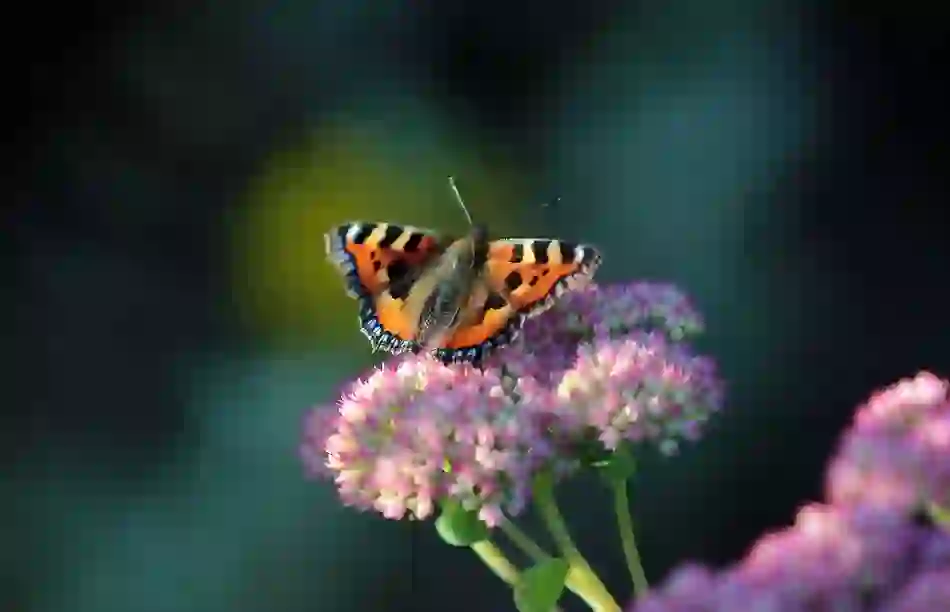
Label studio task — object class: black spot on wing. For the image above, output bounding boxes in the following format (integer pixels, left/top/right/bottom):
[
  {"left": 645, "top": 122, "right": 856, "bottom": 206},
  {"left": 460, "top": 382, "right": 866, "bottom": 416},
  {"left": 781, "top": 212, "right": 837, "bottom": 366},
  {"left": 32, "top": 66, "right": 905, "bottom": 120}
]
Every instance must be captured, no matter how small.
[
  {"left": 558, "top": 242, "right": 574, "bottom": 263},
  {"left": 352, "top": 225, "right": 374, "bottom": 245},
  {"left": 378, "top": 225, "right": 403, "bottom": 249},
  {"left": 332, "top": 225, "right": 349, "bottom": 244},
  {"left": 386, "top": 259, "right": 416, "bottom": 300},
  {"left": 372, "top": 260, "right": 382, "bottom": 272},
  {"left": 504, "top": 271, "right": 523, "bottom": 292},
  {"left": 530, "top": 241, "right": 549, "bottom": 264},
  {"left": 484, "top": 292, "right": 506, "bottom": 310},
  {"left": 528, "top": 276, "right": 539, "bottom": 286},
  {"left": 403, "top": 232, "right": 424, "bottom": 253},
  {"left": 387, "top": 259, "right": 411, "bottom": 281},
  {"left": 511, "top": 242, "right": 525, "bottom": 263}
]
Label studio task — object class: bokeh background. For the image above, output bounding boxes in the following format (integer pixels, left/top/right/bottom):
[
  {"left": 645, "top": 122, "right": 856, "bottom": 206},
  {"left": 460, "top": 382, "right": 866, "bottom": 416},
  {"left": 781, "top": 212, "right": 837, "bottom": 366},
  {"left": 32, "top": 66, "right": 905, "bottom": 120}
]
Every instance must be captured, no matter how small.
[{"left": 6, "top": 2, "right": 950, "bottom": 611}]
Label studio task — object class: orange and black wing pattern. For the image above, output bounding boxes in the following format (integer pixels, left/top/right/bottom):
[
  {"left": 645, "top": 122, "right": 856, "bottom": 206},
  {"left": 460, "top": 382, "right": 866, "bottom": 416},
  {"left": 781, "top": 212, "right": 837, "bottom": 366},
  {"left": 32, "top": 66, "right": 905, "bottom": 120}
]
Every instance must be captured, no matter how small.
[
  {"left": 485, "top": 238, "right": 600, "bottom": 315},
  {"left": 325, "top": 222, "right": 443, "bottom": 354},
  {"left": 431, "top": 238, "right": 601, "bottom": 364}
]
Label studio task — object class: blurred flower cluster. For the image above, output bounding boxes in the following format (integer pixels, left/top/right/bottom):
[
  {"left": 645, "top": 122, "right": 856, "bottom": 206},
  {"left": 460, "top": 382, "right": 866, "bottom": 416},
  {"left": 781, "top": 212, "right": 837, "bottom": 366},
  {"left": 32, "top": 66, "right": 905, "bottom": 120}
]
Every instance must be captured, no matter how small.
[
  {"left": 630, "top": 371, "right": 950, "bottom": 612},
  {"left": 827, "top": 371, "right": 950, "bottom": 515},
  {"left": 301, "top": 282, "right": 723, "bottom": 525}
]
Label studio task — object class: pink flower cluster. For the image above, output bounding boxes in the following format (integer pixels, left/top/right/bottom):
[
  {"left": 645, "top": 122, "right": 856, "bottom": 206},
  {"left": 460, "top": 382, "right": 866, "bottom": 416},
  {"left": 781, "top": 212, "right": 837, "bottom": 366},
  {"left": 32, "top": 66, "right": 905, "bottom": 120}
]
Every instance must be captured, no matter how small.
[
  {"left": 632, "top": 505, "right": 950, "bottom": 612},
  {"left": 557, "top": 332, "right": 722, "bottom": 455},
  {"left": 302, "top": 282, "right": 723, "bottom": 524},
  {"left": 488, "top": 282, "right": 706, "bottom": 382},
  {"left": 827, "top": 371, "right": 950, "bottom": 515},
  {"left": 879, "top": 569, "right": 950, "bottom": 612},
  {"left": 301, "top": 358, "right": 557, "bottom": 526},
  {"left": 499, "top": 282, "right": 723, "bottom": 455},
  {"left": 629, "top": 372, "right": 950, "bottom": 612}
]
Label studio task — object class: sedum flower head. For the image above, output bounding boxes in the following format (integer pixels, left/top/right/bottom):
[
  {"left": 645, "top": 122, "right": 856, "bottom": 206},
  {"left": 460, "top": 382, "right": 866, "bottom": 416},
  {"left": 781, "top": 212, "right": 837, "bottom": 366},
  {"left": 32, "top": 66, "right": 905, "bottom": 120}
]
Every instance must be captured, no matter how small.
[
  {"left": 877, "top": 568, "right": 950, "bottom": 612},
  {"left": 735, "top": 504, "right": 929, "bottom": 604},
  {"left": 628, "top": 503, "right": 950, "bottom": 612},
  {"left": 490, "top": 281, "right": 706, "bottom": 383},
  {"left": 556, "top": 331, "right": 723, "bottom": 454},
  {"left": 300, "top": 356, "right": 559, "bottom": 526},
  {"left": 629, "top": 564, "right": 718, "bottom": 612},
  {"left": 826, "top": 371, "right": 950, "bottom": 515},
  {"left": 576, "top": 281, "right": 706, "bottom": 342}
]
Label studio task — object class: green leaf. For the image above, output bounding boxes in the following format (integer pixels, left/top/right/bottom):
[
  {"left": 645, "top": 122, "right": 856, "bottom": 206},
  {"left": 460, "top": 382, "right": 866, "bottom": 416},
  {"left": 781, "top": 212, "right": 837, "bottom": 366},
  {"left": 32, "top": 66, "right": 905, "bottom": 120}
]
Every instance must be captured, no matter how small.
[
  {"left": 513, "top": 558, "right": 569, "bottom": 612},
  {"left": 928, "top": 502, "right": 950, "bottom": 533},
  {"left": 434, "top": 500, "right": 489, "bottom": 547},
  {"left": 594, "top": 445, "right": 637, "bottom": 484}
]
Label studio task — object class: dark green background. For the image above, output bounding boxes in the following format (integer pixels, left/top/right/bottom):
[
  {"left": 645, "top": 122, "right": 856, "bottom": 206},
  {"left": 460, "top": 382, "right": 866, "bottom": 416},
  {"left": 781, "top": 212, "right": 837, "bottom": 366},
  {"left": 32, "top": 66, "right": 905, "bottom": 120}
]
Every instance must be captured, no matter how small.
[{"left": 6, "top": 2, "right": 950, "bottom": 611}]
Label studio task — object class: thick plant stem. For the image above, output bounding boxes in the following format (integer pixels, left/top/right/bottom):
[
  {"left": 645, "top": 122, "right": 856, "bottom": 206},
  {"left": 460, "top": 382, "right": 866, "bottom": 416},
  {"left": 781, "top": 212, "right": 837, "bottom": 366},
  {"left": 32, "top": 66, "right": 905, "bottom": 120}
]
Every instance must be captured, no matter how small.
[
  {"left": 533, "top": 472, "right": 622, "bottom": 612},
  {"left": 469, "top": 540, "right": 563, "bottom": 612},
  {"left": 470, "top": 540, "right": 522, "bottom": 585},
  {"left": 499, "top": 518, "right": 551, "bottom": 561},
  {"left": 611, "top": 479, "right": 649, "bottom": 597},
  {"left": 500, "top": 516, "right": 601, "bottom": 606}
]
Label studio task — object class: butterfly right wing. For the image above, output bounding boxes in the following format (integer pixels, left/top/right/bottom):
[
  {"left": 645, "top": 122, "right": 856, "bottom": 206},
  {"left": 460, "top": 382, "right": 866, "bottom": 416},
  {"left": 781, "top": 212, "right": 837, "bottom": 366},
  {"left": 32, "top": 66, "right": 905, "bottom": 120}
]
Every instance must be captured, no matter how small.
[
  {"left": 484, "top": 237, "right": 601, "bottom": 317},
  {"left": 429, "top": 237, "right": 601, "bottom": 365},
  {"left": 325, "top": 222, "right": 445, "bottom": 353}
]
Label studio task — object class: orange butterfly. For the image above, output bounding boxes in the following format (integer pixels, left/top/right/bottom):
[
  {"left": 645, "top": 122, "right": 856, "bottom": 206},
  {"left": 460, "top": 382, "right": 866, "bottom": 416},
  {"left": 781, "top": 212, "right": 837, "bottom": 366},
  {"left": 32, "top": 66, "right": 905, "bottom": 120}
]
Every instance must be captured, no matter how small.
[{"left": 324, "top": 178, "right": 602, "bottom": 365}]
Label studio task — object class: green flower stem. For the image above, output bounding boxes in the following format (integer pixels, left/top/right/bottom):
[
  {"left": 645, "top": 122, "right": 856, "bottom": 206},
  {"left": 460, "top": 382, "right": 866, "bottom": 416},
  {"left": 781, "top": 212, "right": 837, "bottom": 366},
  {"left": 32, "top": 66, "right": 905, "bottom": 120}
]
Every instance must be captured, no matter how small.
[
  {"left": 469, "top": 540, "right": 563, "bottom": 612},
  {"left": 611, "top": 479, "right": 649, "bottom": 596},
  {"left": 500, "top": 518, "right": 552, "bottom": 561},
  {"left": 470, "top": 540, "right": 522, "bottom": 585},
  {"left": 533, "top": 472, "right": 622, "bottom": 612},
  {"left": 500, "top": 516, "right": 602, "bottom": 606}
]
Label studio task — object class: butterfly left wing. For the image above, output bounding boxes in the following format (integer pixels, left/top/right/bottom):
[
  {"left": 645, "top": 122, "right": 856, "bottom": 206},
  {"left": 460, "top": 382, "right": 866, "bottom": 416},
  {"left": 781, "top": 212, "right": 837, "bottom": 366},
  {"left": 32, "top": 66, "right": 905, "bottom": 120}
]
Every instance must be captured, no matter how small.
[
  {"left": 325, "top": 221, "right": 444, "bottom": 353},
  {"left": 431, "top": 238, "right": 602, "bottom": 364}
]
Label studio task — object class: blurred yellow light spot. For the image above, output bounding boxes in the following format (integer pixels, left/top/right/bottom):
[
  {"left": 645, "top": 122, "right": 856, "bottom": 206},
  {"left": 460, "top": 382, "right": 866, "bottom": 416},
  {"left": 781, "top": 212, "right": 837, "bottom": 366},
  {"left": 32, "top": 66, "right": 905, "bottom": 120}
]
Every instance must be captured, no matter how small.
[{"left": 229, "top": 122, "right": 525, "bottom": 351}]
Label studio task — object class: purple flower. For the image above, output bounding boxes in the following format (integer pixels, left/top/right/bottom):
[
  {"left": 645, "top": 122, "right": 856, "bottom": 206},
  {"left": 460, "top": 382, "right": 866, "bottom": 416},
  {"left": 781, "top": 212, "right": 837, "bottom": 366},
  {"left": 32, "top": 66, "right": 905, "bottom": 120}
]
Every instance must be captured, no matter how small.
[
  {"left": 578, "top": 282, "right": 706, "bottom": 342},
  {"left": 488, "top": 282, "right": 706, "bottom": 384},
  {"left": 300, "top": 355, "right": 561, "bottom": 526},
  {"left": 919, "top": 526, "right": 950, "bottom": 570},
  {"left": 555, "top": 331, "right": 723, "bottom": 454},
  {"left": 735, "top": 504, "right": 926, "bottom": 605},
  {"left": 301, "top": 403, "right": 343, "bottom": 481},
  {"left": 877, "top": 568, "right": 950, "bottom": 612},
  {"left": 629, "top": 564, "right": 718, "bottom": 612},
  {"left": 305, "top": 280, "right": 720, "bottom": 519},
  {"left": 826, "top": 371, "right": 950, "bottom": 515},
  {"left": 627, "top": 504, "right": 950, "bottom": 612}
]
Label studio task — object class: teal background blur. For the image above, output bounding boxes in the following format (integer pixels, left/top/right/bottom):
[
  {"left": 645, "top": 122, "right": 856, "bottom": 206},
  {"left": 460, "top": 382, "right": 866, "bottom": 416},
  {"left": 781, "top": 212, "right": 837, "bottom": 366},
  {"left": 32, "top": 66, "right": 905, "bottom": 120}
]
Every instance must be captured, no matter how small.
[{"left": 6, "top": 2, "right": 950, "bottom": 612}]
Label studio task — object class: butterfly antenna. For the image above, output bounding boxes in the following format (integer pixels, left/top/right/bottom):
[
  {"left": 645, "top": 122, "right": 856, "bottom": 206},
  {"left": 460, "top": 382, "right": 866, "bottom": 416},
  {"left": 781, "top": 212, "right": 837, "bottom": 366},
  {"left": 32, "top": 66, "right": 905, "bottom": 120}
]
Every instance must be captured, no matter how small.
[{"left": 447, "top": 176, "right": 475, "bottom": 228}]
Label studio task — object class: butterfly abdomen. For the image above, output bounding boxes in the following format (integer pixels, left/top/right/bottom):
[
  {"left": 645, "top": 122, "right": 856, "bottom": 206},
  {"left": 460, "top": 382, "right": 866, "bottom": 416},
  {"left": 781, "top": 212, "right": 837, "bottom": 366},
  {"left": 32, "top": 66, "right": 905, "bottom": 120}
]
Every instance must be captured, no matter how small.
[
  {"left": 415, "top": 281, "right": 465, "bottom": 348},
  {"left": 409, "top": 235, "right": 483, "bottom": 350}
]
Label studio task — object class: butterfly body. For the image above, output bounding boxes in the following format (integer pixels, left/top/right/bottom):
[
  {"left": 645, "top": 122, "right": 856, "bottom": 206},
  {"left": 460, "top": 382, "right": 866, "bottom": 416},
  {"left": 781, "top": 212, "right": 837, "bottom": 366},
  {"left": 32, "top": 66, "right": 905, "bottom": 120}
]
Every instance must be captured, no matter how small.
[
  {"left": 325, "top": 221, "right": 600, "bottom": 365},
  {"left": 398, "top": 225, "right": 489, "bottom": 352}
]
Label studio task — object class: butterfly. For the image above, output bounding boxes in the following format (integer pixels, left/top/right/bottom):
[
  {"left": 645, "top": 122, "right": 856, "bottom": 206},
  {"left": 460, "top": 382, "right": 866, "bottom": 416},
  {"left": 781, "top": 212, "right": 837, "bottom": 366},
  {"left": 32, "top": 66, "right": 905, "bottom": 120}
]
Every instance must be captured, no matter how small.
[{"left": 324, "top": 178, "right": 602, "bottom": 366}]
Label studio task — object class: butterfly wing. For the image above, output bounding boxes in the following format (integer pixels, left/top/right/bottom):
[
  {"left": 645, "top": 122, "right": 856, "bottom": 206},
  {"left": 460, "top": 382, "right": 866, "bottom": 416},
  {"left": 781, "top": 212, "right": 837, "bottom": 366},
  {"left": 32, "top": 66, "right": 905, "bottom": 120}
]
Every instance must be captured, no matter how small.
[
  {"left": 485, "top": 238, "right": 601, "bottom": 315},
  {"left": 325, "top": 222, "right": 445, "bottom": 353},
  {"left": 431, "top": 238, "right": 602, "bottom": 364}
]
